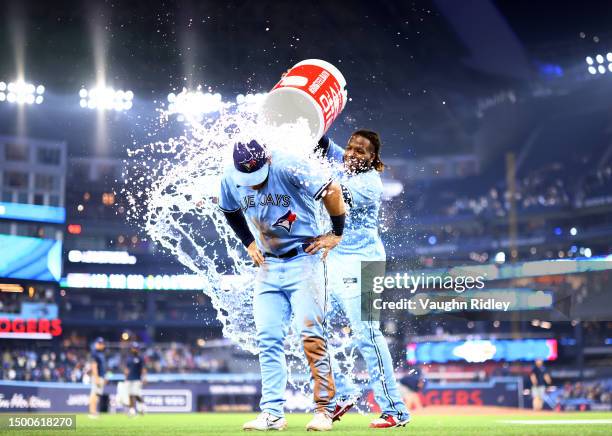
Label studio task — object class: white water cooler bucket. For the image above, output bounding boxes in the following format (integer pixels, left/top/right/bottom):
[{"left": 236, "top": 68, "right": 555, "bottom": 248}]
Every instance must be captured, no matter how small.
[{"left": 261, "top": 59, "right": 348, "bottom": 140}]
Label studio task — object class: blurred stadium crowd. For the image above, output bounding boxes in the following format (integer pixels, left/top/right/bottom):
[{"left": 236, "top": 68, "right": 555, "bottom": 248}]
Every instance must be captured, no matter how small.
[{"left": 1, "top": 342, "right": 229, "bottom": 383}]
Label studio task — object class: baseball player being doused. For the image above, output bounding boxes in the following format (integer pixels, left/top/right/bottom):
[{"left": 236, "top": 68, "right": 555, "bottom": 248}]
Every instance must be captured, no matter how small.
[{"left": 218, "top": 139, "right": 346, "bottom": 431}]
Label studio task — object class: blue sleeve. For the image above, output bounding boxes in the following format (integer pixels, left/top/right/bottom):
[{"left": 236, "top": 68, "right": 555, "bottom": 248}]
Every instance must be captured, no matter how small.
[
  {"left": 218, "top": 175, "right": 241, "bottom": 212},
  {"left": 284, "top": 158, "right": 334, "bottom": 200},
  {"left": 326, "top": 139, "right": 344, "bottom": 164},
  {"left": 341, "top": 173, "right": 382, "bottom": 209}
]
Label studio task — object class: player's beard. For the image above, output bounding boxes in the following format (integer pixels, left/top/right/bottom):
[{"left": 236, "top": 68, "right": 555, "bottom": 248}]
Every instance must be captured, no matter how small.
[{"left": 344, "top": 157, "right": 370, "bottom": 174}]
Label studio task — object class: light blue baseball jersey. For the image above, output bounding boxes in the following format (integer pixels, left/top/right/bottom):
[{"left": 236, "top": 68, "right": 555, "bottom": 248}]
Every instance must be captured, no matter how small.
[
  {"left": 326, "top": 139, "right": 385, "bottom": 260},
  {"left": 218, "top": 151, "right": 333, "bottom": 256}
]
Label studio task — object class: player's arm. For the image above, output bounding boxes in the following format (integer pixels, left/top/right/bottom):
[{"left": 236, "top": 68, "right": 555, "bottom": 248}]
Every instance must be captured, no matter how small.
[
  {"left": 284, "top": 159, "right": 345, "bottom": 258},
  {"left": 544, "top": 372, "right": 552, "bottom": 386},
  {"left": 315, "top": 135, "right": 344, "bottom": 164},
  {"left": 141, "top": 367, "right": 147, "bottom": 385},
  {"left": 91, "top": 361, "right": 99, "bottom": 384},
  {"left": 322, "top": 181, "right": 345, "bottom": 216},
  {"left": 530, "top": 372, "right": 538, "bottom": 386},
  {"left": 218, "top": 176, "right": 264, "bottom": 266},
  {"left": 222, "top": 210, "right": 263, "bottom": 266},
  {"left": 305, "top": 181, "right": 346, "bottom": 259}
]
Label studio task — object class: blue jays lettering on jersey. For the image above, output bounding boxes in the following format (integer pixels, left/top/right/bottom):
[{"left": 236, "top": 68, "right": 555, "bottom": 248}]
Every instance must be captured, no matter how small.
[
  {"left": 326, "top": 139, "right": 385, "bottom": 260},
  {"left": 219, "top": 151, "right": 333, "bottom": 256}
]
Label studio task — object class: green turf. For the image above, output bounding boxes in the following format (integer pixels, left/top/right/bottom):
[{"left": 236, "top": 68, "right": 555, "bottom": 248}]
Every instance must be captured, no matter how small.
[{"left": 2, "top": 412, "right": 612, "bottom": 436}]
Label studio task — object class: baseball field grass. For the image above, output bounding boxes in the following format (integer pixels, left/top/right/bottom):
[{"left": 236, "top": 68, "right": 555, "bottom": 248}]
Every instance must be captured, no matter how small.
[{"left": 2, "top": 409, "right": 612, "bottom": 435}]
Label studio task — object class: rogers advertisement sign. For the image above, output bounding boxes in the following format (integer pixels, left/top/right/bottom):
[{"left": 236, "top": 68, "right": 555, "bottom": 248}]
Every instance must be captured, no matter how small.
[
  {"left": 0, "top": 318, "right": 62, "bottom": 339},
  {"left": 366, "top": 377, "right": 522, "bottom": 411}
]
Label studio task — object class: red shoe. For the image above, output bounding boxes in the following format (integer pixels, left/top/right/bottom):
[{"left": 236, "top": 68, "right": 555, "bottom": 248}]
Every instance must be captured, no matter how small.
[
  {"left": 369, "top": 413, "right": 410, "bottom": 428},
  {"left": 332, "top": 396, "right": 358, "bottom": 422}
]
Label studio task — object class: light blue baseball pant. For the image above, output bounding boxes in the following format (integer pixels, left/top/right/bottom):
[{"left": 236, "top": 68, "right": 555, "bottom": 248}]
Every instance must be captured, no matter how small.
[
  {"left": 327, "top": 254, "right": 409, "bottom": 420},
  {"left": 253, "top": 250, "right": 335, "bottom": 418}
]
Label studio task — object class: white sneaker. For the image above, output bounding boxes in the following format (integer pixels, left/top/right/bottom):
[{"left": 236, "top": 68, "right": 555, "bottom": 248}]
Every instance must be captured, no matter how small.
[
  {"left": 87, "top": 413, "right": 99, "bottom": 420},
  {"left": 306, "top": 412, "right": 333, "bottom": 431},
  {"left": 243, "top": 412, "right": 288, "bottom": 431}
]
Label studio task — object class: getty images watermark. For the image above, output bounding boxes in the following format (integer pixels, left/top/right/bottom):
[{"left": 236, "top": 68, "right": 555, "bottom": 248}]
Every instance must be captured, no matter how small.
[
  {"left": 356, "top": 256, "right": 612, "bottom": 322},
  {"left": 360, "top": 258, "right": 612, "bottom": 321},
  {"left": 358, "top": 260, "right": 612, "bottom": 322},
  {"left": 362, "top": 262, "right": 511, "bottom": 315}
]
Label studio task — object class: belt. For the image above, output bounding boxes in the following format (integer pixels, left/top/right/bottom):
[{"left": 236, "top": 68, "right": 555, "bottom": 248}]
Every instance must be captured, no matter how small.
[{"left": 265, "top": 243, "right": 311, "bottom": 259}]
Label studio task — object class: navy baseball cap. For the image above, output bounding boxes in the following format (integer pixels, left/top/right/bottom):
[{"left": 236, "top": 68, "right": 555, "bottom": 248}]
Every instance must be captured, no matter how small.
[{"left": 231, "top": 140, "right": 270, "bottom": 186}]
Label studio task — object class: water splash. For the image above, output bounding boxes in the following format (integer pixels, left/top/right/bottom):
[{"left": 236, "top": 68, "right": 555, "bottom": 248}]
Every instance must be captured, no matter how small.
[{"left": 122, "top": 101, "right": 365, "bottom": 411}]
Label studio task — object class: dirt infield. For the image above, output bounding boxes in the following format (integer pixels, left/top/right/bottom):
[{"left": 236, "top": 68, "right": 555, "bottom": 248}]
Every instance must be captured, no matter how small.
[{"left": 413, "top": 405, "right": 555, "bottom": 416}]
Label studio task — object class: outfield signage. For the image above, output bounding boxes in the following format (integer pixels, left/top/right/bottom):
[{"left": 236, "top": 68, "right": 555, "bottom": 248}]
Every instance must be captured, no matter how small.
[
  {"left": 365, "top": 377, "right": 524, "bottom": 411},
  {"left": 0, "top": 318, "right": 62, "bottom": 339},
  {"left": 0, "top": 202, "right": 65, "bottom": 224},
  {"left": 0, "top": 235, "right": 62, "bottom": 282},
  {"left": 407, "top": 339, "right": 557, "bottom": 364},
  {"left": 0, "top": 377, "right": 523, "bottom": 413}
]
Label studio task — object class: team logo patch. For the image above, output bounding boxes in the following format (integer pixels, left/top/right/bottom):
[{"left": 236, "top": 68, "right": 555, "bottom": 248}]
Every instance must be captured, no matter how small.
[
  {"left": 273, "top": 210, "right": 297, "bottom": 232},
  {"left": 241, "top": 158, "right": 258, "bottom": 172}
]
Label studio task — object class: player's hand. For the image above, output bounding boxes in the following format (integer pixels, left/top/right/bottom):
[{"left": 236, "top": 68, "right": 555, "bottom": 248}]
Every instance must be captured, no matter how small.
[
  {"left": 305, "top": 233, "right": 342, "bottom": 259},
  {"left": 247, "top": 241, "right": 265, "bottom": 266}
]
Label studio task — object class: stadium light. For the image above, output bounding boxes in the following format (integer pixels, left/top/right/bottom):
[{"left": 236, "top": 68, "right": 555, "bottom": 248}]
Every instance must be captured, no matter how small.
[
  {"left": 494, "top": 251, "right": 506, "bottom": 264},
  {"left": 167, "top": 87, "right": 226, "bottom": 122},
  {"left": 0, "top": 80, "right": 45, "bottom": 105},
  {"left": 585, "top": 52, "right": 612, "bottom": 76},
  {"left": 79, "top": 86, "right": 134, "bottom": 111}
]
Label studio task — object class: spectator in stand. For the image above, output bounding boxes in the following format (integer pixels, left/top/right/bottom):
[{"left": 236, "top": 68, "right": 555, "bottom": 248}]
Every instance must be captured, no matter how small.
[{"left": 1, "top": 342, "right": 231, "bottom": 381}]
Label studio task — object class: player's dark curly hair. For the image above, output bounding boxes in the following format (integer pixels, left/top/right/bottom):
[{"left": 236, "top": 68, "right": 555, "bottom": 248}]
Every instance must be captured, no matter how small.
[{"left": 352, "top": 129, "right": 385, "bottom": 172}]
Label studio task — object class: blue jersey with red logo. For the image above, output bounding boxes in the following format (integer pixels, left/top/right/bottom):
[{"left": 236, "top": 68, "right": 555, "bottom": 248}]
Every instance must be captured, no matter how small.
[
  {"left": 218, "top": 151, "right": 333, "bottom": 256},
  {"left": 325, "top": 139, "right": 385, "bottom": 260}
]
